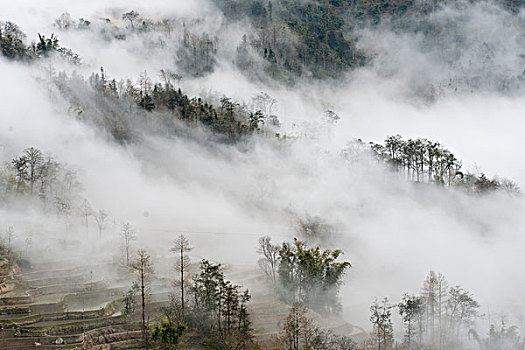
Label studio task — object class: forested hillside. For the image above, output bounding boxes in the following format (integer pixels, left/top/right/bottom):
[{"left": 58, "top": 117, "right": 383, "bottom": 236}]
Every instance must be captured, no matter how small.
[
  {"left": 5, "top": 0, "right": 525, "bottom": 89},
  {"left": 2, "top": 0, "right": 525, "bottom": 349},
  {"left": 212, "top": 0, "right": 525, "bottom": 82}
]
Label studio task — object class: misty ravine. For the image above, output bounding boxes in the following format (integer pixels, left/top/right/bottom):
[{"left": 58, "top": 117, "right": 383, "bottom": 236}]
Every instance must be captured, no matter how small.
[{"left": 1, "top": 0, "right": 525, "bottom": 349}]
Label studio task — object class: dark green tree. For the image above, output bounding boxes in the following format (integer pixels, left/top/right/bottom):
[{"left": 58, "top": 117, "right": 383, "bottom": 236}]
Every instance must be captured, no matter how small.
[
  {"left": 0, "top": 21, "right": 28, "bottom": 59},
  {"left": 189, "top": 259, "right": 254, "bottom": 348},
  {"left": 259, "top": 237, "right": 351, "bottom": 314},
  {"left": 151, "top": 319, "right": 187, "bottom": 350},
  {"left": 34, "top": 33, "right": 59, "bottom": 56},
  {"left": 398, "top": 293, "right": 424, "bottom": 349}
]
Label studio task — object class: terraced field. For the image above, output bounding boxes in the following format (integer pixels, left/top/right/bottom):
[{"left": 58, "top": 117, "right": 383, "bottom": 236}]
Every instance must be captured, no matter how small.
[
  {"left": 0, "top": 255, "right": 365, "bottom": 349},
  {"left": 0, "top": 258, "right": 147, "bottom": 349}
]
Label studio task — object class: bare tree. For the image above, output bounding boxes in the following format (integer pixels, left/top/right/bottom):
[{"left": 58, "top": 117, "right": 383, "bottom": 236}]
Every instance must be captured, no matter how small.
[
  {"left": 55, "top": 196, "right": 72, "bottom": 235},
  {"left": 170, "top": 234, "right": 192, "bottom": 321},
  {"left": 122, "top": 10, "right": 139, "bottom": 31},
  {"left": 78, "top": 199, "right": 93, "bottom": 238},
  {"left": 257, "top": 235, "right": 279, "bottom": 284},
  {"left": 93, "top": 209, "right": 108, "bottom": 239},
  {"left": 252, "top": 91, "right": 277, "bottom": 116},
  {"left": 121, "top": 222, "right": 137, "bottom": 266},
  {"left": 131, "top": 249, "right": 154, "bottom": 346}
]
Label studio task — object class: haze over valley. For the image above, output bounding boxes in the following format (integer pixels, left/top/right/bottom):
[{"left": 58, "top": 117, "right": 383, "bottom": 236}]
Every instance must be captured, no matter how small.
[{"left": 1, "top": 0, "right": 525, "bottom": 349}]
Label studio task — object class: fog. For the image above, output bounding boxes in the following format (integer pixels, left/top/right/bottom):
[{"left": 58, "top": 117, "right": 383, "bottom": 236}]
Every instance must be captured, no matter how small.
[{"left": 1, "top": 0, "right": 525, "bottom": 341}]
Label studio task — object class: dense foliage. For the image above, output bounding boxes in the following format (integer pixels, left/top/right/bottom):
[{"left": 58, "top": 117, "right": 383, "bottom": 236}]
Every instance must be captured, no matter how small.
[
  {"left": 189, "top": 259, "right": 254, "bottom": 349},
  {"left": 151, "top": 320, "right": 187, "bottom": 349},
  {"left": 3, "top": 2, "right": 525, "bottom": 349},
  {"left": 0, "top": 21, "right": 79, "bottom": 62},
  {"left": 123, "top": 245, "right": 255, "bottom": 349},
  {"left": 0, "top": 147, "right": 81, "bottom": 211},
  {"left": 54, "top": 68, "right": 265, "bottom": 144},
  {"left": 0, "top": 21, "right": 27, "bottom": 60},
  {"left": 216, "top": 0, "right": 367, "bottom": 80},
  {"left": 6, "top": 0, "right": 525, "bottom": 85},
  {"left": 258, "top": 236, "right": 351, "bottom": 314},
  {"left": 368, "top": 135, "right": 520, "bottom": 194}
]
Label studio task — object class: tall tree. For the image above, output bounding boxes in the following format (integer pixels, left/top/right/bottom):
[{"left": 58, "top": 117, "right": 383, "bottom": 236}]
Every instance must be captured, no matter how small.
[
  {"left": 257, "top": 235, "right": 279, "bottom": 284},
  {"left": 131, "top": 248, "right": 154, "bottom": 346},
  {"left": 236, "top": 289, "right": 253, "bottom": 350},
  {"left": 436, "top": 273, "right": 449, "bottom": 350},
  {"left": 93, "top": 209, "right": 108, "bottom": 239},
  {"left": 191, "top": 259, "right": 224, "bottom": 333},
  {"left": 398, "top": 293, "right": 424, "bottom": 349},
  {"left": 281, "top": 302, "right": 309, "bottom": 350},
  {"left": 170, "top": 234, "right": 192, "bottom": 321},
  {"left": 24, "top": 147, "right": 43, "bottom": 194},
  {"left": 370, "top": 297, "right": 394, "bottom": 350},
  {"left": 421, "top": 270, "right": 439, "bottom": 343},
  {"left": 189, "top": 259, "right": 254, "bottom": 348},
  {"left": 447, "top": 286, "right": 479, "bottom": 344},
  {"left": 121, "top": 222, "right": 137, "bottom": 266},
  {"left": 78, "top": 199, "right": 93, "bottom": 238}
]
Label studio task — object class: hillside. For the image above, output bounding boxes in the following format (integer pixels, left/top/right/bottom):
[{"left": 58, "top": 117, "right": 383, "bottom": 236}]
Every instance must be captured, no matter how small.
[{"left": 2, "top": 0, "right": 525, "bottom": 349}]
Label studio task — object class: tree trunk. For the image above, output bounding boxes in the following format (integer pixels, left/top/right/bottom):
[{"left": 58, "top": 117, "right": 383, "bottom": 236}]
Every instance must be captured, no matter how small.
[
  {"left": 141, "top": 265, "right": 146, "bottom": 346},
  {"left": 180, "top": 245, "right": 185, "bottom": 321}
]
